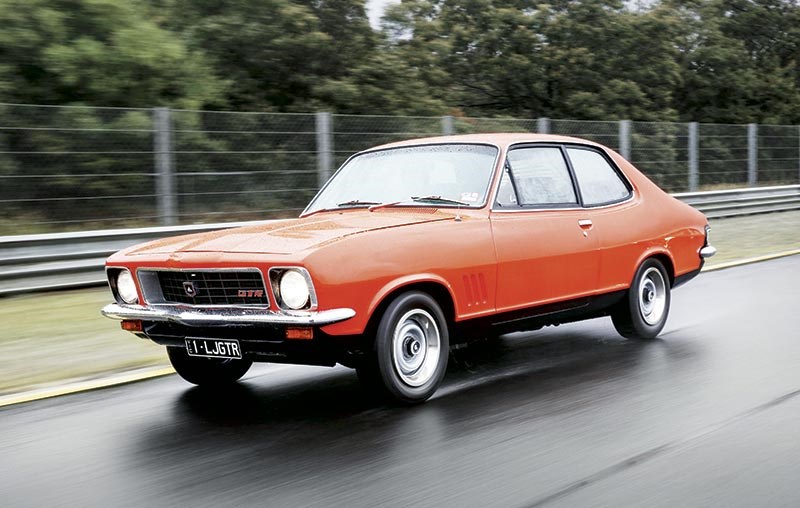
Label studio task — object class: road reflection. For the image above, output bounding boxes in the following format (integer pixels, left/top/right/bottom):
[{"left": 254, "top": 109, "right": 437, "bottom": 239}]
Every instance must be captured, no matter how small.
[
  {"left": 133, "top": 322, "right": 691, "bottom": 476},
  {"left": 107, "top": 319, "right": 710, "bottom": 506}
]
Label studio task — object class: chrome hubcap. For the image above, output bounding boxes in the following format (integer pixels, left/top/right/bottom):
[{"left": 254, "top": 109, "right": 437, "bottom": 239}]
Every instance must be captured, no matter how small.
[
  {"left": 638, "top": 267, "right": 667, "bottom": 325},
  {"left": 392, "top": 309, "right": 441, "bottom": 387}
]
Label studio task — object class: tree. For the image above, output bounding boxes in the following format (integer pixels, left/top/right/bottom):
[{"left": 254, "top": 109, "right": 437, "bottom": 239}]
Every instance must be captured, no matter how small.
[
  {"left": 668, "top": 0, "right": 800, "bottom": 123},
  {"left": 384, "top": 0, "right": 550, "bottom": 116},
  {"left": 164, "top": 0, "right": 330, "bottom": 110},
  {"left": 542, "top": 0, "right": 681, "bottom": 121},
  {"left": 0, "top": 0, "right": 224, "bottom": 108},
  {"left": 382, "top": 0, "right": 683, "bottom": 120}
]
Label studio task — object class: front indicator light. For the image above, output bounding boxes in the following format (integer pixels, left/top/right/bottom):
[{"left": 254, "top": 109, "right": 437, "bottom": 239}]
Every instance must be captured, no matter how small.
[
  {"left": 286, "top": 327, "right": 314, "bottom": 340},
  {"left": 116, "top": 270, "right": 139, "bottom": 304},
  {"left": 121, "top": 320, "right": 143, "bottom": 332}
]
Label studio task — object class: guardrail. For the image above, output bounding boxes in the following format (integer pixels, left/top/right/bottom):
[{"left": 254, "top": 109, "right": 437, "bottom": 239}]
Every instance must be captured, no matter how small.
[
  {"left": 0, "top": 221, "right": 268, "bottom": 296},
  {"left": 673, "top": 184, "right": 800, "bottom": 219},
  {"left": 2, "top": 184, "right": 799, "bottom": 297}
]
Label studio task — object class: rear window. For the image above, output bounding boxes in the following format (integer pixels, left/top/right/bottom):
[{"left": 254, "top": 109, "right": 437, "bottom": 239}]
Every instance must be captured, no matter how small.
[{"left": 567, "top": 148, "right": 630, "bottom": 206}]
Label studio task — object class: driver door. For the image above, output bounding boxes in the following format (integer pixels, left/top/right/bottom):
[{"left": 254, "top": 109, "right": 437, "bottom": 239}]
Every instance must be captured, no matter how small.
[{"left": 490, "top": 145, "right": 599, "bottom": 313}]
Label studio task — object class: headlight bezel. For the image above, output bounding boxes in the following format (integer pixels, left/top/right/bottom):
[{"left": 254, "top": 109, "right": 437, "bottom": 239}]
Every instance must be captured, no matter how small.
[
  {"left": 269, "top": 267, "right": 317, "bottom": 312},
  {"left": 110, "top": 268, "right": 139, "bottom": 305}
]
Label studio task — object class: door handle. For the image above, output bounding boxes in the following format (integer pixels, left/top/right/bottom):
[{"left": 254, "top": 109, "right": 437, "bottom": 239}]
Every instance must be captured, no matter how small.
[{"left": 578, "top": 219, "right": 593, "bottom": 228}]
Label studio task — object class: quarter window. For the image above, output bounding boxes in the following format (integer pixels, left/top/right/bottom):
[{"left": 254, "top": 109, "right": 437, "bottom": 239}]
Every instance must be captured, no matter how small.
[
  {"left": 504, "top": 147, "right": 578, "bottom": 207},
  {"left": 567, "top": 148, "right": 630, "bottom": 206}
]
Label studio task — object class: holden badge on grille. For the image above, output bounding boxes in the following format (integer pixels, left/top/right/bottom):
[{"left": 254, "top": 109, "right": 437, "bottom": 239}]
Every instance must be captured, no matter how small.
[{"left": 183, "top": 281, "right": 198, "bottom": 297}]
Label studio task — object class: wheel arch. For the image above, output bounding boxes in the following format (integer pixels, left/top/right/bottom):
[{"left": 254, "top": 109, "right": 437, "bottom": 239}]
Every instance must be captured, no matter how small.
[
  {"left": 648, "top": 252, "right": 676, "bottom": 287},
  {"left": 363, "top": 277, "right": 456, "bottom": 343},
  {"left": 633, "top": 249, "right": 676, "bottom": 287}
]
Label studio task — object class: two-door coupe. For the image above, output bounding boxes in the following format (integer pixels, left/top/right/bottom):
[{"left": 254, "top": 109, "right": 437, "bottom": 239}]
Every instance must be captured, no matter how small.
[{"left": 102, "top": 134, "right": 716, "bottom": 403}]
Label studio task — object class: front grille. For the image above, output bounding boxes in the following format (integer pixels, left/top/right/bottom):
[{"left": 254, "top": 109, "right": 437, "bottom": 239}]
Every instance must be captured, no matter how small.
[{"left": 156, "top": 270, "right": 269, "bottom": 306}]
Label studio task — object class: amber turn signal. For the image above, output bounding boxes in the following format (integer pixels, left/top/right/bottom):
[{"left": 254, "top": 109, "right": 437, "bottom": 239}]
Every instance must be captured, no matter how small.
[
  {"left": 121, "top": 320, "right": 143, "bottom": 332},
  {"left": 286, "top": 327, "right": 313, "bottom": 340}
]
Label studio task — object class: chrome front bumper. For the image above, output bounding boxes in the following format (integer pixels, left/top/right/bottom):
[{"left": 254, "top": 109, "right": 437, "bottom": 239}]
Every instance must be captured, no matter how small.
[{"left": 101, "top": 303, "right": 355, "bottom": 327}]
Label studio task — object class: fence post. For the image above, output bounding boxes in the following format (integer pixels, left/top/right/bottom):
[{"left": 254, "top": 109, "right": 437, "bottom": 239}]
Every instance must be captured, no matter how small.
[
  {"left": 153, "top": 107, "right": 176, "bottom": 226},
  {"left": 441, "top": 115, "right": 455, "bottom": 135},
  {"left": 747, "top": 123, "right": 758, "bottom": 186},
  {"left": 688, "top": 122, "right": 699, "bottom": 192},
  {"left": 619, "top": 120, "right": 631, "bottom": 160},
  {"left": 316, "top": 112, "right": 333, "bottom": 189},
  {"left": 536, "top": 117, "right": 550, "bottom": 134}
]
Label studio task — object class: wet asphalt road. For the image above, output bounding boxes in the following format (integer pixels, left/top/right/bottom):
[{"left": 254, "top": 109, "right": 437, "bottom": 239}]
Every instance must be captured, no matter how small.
[{"left": 2, "top": 256, "right": 799, "bottom": 508}]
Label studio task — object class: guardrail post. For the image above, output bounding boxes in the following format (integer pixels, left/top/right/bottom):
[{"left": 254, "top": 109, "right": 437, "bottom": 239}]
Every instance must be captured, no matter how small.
[
  {"left": 154, "top": 107, "right": 176, "bottom": 227},
  {"left": 688, "top": 122, "right": 699, "bottom": 192},
  {"left": 536, "top": 117, "right": 550, "bottom": 134},
  {"left": 316, "top": 112, "right": 333, "bottom": 189},
  {"left": 797, "top": 125, "right": 800, "bottom": 184},
  {"left": 748, "top": 123, "right": 758, "bottom": 186},
  {"left": 619, "top": 120, "right": 631, "bottom": 160},
  {"left": 441, "top": 115, "right": 455, "bottom": 135}
]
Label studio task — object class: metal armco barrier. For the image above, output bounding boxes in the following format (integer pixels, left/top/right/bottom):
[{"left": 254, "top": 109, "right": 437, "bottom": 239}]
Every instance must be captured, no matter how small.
[
  {"left": 0, "top": 221, "right": 268, "bottom": 296},
  {"left": 1, "top": 185, "right": 799, "bottom": 296},
  {"left": 673, "top": 184, "right": 800, "bottom": 219}
]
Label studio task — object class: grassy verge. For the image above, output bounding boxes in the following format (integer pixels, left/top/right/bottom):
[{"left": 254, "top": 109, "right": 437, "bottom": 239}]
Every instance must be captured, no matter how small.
[
  {"left": 0, "top": 289, "right": 167, "bottom": 394},
  {"left": 704, "top": 210, "right": 800, "bottom": 267},
  {"left": 0, "top": 211, "right": 798, "bottom": 395}
]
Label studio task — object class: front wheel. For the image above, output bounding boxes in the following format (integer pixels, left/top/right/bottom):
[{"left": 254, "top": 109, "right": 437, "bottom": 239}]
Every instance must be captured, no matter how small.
[
  {"left": 358, "top": 291, "right": 449, "bottom": 404},
  {"left": 167, "top": 346, "right": 252, "bottom": 386},
  {"left": 612, "top": 258, "right": 671, "bottom": 339}
]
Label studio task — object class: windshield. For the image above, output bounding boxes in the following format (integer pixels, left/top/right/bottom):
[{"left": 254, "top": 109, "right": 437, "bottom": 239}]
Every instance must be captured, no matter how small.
[{"left": 303, "top": 144, "right": 499, "bottom": 214}]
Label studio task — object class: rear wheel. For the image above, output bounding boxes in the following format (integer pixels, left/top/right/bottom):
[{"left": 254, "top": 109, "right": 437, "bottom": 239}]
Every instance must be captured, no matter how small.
[
  {"left": 612, "top": 258, "right": 671, "bottom": 339},
  {"left": 167, "top": 346, "right": 252, "bottom": 386},
  {"left": 357, "top": 291, "right": 449, "bottom": 404}
]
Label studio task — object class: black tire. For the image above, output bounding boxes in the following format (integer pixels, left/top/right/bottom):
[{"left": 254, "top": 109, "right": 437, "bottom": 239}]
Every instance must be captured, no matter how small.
[
  {"left": 167, "top": 346, "right": 252, "bottom": 386},
  {"left": 612, "top": 258, "right": 671, "bottom": 339},
  {"left": 358, "top": 291, "right": 449, "bottom": 404}
]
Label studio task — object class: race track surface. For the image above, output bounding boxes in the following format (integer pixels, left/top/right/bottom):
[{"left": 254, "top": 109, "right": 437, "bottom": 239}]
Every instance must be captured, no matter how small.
[{"left": 2, "top": 256, "right": 799, "bottom": 507}]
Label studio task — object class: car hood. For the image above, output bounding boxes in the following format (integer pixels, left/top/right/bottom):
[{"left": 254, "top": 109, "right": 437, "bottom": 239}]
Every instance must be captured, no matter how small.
[{"left": 124, "top": 209, "right": 455, "bottom": 256}]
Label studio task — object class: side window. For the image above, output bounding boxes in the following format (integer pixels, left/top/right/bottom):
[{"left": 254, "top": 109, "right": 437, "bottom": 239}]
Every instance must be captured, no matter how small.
[
  {"left": 495, "top": 170, "right": 518, "bottom": 207},
  {"left": 567, "top": 148, "right": 631, "bottom": 206},
  {"left": 504, "top": 147, "right": 577, "bottom": 207}
]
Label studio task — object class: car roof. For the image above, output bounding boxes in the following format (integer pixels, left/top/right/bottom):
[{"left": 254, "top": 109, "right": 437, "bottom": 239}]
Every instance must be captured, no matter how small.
[{"left": 368, "top": 133, "right": 606, "bottom": 151}]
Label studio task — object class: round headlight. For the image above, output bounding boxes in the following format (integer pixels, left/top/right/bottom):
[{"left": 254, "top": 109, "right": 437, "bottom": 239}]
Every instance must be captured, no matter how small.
[
  {"left": 279, "top": 270, "right": 310, "bottom": 310},
  {"left": 116, "top": 270, "right": 139, "bottom": 304}
]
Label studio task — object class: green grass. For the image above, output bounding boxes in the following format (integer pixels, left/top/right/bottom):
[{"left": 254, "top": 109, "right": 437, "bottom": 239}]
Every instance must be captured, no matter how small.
[
  {"left": 705, "top": 210, "right": 800, "bottom": 266},
  {"left": 0, "top": 289, "right": 166, "bottom": 394},
  {"left": 0, "top": 210, "right": 798, "bottom": 396}
]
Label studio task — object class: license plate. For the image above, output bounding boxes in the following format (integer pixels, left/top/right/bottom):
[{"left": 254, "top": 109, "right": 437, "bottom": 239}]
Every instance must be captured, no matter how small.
[{"left": 185, "top": 338, "right": 242, "bottom": 359}]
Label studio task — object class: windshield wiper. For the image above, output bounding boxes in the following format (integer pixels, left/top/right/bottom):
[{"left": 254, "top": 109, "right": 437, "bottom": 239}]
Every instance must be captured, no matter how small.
[
  {"left": 336, "top": 199, "right": 382, "bottom": 207},
  {"left": 410, "top": 195, "right": 470, "bottom": 206},
  {"left": 368, "top": 201, "right": 402, "bottom": 211}
]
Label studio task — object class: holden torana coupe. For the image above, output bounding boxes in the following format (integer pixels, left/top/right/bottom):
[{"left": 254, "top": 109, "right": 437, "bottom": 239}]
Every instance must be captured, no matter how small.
[{"left": 102, "top": 133, "right": 716, "bottom": 403}]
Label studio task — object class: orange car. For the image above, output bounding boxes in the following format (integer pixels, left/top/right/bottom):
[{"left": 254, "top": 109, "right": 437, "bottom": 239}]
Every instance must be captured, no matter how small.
[{"left": 102, "top": 134, "right": 715, "bottom": 403}]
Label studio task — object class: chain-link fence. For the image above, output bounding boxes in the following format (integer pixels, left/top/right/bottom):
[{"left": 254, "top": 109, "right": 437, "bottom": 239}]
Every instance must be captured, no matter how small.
[
  {"left": 0, "top": 104, "right": 157, "bottom": 233},
  {"left": 170, "top": 109, "right": 319, "bottom": 225},
  {"left": 2, "top": 103, "right": 799, "bottom": 234}
]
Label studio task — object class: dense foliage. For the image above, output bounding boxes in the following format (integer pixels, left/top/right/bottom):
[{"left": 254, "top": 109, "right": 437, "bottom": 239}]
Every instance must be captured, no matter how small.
[
  {"left": 0, "top": 0, "right": 799, "bottom": 123},
  {"left": 1, "top": 0, "right": 799, "bottom": 232}
]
